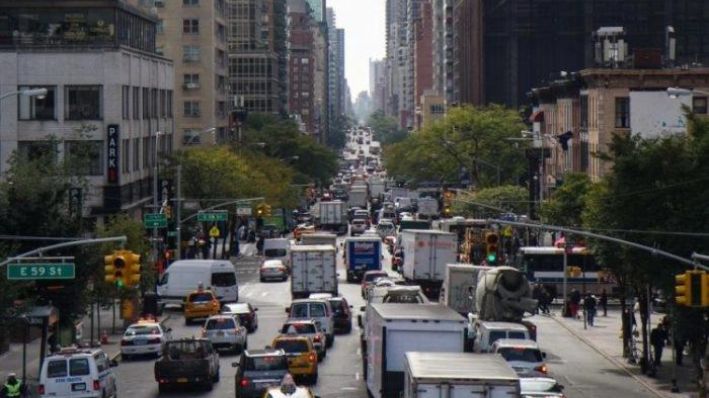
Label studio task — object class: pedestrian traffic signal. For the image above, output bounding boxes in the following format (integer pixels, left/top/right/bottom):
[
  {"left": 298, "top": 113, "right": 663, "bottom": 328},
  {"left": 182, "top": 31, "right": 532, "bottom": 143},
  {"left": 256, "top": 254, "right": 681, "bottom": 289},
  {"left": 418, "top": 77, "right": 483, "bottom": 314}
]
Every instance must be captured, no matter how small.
[
  {"left": 485, "top": 232, "right": 499, "bottom": 265},
  {"left": 675, "top": 270, "right": 706, "bottom": 307}
]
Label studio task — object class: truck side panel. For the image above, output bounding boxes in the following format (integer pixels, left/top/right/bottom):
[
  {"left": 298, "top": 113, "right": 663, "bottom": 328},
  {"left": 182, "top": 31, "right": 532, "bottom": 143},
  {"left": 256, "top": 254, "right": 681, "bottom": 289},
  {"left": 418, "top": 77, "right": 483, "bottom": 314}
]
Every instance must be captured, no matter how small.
[{"left": 412, "top": 383, "right": 519, "bottom": 398}]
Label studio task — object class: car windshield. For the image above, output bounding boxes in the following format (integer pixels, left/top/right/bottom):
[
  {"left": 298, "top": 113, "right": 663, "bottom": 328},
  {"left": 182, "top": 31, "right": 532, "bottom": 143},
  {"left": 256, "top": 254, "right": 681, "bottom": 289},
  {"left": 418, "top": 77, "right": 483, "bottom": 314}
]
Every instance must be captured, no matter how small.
[
  {"left": 206, "top": 318, "right": 236, "bottom": 330},
  {"left": 489, "top": 331, "right": 506, "bottom": 345},
  {"left": 510, "top": 331, "right": 527, "bottom": 339},
  {"left": 211, "top": 272, "right": 236, "bottom": 287},
  {"left": 273, "top": 340, "right": 309, "bottom": 354},
  {"left": 189, "top": 292, "right": 214, "bottom": 302},
  {"left": 281, "top": 323, "right": 316, "bottom": 334},
  {"left": 384, "top": 294, "right": 422, "bottom": 303},
  {"left": 245, "top": 355, "right": 288, "bottom": 371},
  {"left": 498, "top": 347, "right": 543, "bottom": 362},
  {"left": 265, "top": 249, "right": 287, "bottom": 257},
  {"left": 290, "top": 304, "right": 308, "bottom": 318},
  {"left": 125, "top": 325, "right": 160, "bottom": 336},
  {"left": 47, "top": 360, "right": 67, "bottom": 378},
  {"left": 69, "top": 358, "right": 90, "bottom": 376},
  {"left": 224, "top": 304, "right": 250, "bottom": 314}
]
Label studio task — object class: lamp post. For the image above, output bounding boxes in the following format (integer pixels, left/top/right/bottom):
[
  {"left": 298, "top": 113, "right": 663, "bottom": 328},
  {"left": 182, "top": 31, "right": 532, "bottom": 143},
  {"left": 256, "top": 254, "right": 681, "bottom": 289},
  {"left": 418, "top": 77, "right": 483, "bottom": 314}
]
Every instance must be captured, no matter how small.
[
  {"left": 152, "top": 131, "right": 165, "bottom": 268},
  {"left": 666, "top": 87, "right": 709, "bottom": 98}
]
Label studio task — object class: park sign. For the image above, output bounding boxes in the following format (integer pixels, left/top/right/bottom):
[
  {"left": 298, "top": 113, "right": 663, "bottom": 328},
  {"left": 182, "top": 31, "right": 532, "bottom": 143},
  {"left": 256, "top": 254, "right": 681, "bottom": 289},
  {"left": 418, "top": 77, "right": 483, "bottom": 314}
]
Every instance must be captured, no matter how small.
[{"left": 7, "top": 263, "right": 76, "bottom": 280}]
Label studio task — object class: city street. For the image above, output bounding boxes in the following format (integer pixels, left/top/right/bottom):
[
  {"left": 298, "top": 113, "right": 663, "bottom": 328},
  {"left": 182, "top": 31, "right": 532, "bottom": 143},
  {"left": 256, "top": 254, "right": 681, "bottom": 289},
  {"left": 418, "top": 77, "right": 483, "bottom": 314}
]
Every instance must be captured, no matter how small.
[{"left": 110, "top": 237, "right": 661, "bottom": 398}]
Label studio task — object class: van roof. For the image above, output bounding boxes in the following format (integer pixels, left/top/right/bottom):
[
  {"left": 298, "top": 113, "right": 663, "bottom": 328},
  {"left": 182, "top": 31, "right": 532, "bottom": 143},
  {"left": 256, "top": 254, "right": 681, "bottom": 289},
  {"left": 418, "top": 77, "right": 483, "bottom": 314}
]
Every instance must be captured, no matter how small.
[
  {"left": 371, "top": 303, "right": 464, "bottom": 322},
  {"left": 291, "top": 245, "right": 336, "bottom": 252},
  {"left": 493, "top": 338, "right": 540, "bottom": 349},
  {"left": 479, "top": 321, "right": 529, "bottom": 331},
  {"left": 166, "top": 260, "right": 235, "bottom": 269}
]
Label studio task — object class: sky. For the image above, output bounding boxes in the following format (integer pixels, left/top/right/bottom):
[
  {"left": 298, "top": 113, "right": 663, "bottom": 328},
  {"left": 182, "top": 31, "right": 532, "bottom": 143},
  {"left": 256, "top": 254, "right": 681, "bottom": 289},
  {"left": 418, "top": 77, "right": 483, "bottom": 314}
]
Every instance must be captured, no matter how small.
[{"left": 327, "top": 0, "right": 386, "bottom": 98}]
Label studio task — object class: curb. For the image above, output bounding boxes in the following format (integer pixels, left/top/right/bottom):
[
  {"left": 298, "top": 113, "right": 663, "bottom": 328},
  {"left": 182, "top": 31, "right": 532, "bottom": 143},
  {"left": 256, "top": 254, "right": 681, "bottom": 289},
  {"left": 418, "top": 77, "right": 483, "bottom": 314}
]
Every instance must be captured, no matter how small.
[{"left": 551, "top": 315, "right": 667, "bottom": 398}]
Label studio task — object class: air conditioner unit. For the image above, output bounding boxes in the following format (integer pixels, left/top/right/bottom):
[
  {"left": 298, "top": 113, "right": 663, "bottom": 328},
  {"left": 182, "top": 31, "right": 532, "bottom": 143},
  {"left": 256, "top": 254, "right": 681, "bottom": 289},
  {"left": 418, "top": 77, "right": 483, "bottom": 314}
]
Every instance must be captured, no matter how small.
[{"left": 183, "top": 82, "right": 200, "bottom": 89}]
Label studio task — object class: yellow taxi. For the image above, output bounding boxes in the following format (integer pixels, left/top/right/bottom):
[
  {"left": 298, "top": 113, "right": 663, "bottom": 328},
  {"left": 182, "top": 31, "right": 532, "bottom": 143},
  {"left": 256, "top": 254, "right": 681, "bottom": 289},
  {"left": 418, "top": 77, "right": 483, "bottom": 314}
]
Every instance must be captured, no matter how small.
[
  {"left": 184, "top": 287, "right": 220, "bottom": 325},
  {"left": 271, "top": 335, "right": 318, "bottom": 384}
]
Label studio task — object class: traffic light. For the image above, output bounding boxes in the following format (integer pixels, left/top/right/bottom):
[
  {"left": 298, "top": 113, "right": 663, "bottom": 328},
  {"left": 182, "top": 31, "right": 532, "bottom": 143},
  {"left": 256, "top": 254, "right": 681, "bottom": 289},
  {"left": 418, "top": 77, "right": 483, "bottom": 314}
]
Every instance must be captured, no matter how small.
[
  {"left": 675, "top": 270, "right": 706, "bottom": 307},
  {"left": 485, "top": 232, "right": 499, "bottom": 265},
  {"left": 443, "top": 191, "right": 454, "bottom": 217},
  {"left": 256, "top": 203, "right": 272, "bottom": 218},
  {"left": 104, "top": 252, "right": 125, "bottom": 288},
  {"left": 121, "top": 250, "right": 142, "bottom": 288}
]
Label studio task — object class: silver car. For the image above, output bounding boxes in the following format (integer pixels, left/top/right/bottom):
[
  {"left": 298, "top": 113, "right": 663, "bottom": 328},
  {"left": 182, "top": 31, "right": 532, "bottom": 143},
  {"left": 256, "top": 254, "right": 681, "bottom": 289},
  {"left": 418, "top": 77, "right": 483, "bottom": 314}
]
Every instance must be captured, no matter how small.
[
  {"left": 202, "top": 315, "right": 248, "bottom": 353},
  {"left": 260, "top": 259, "right": 288, "bottom": 282}
]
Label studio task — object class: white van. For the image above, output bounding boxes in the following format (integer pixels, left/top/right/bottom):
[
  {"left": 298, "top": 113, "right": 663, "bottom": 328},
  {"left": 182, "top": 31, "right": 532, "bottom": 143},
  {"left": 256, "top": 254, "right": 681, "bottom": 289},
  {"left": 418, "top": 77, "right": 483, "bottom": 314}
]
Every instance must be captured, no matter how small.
[
  {"left": 472, "top": 321, "right": 531, "bottom": 353},
  {"left": 157, "top": 260, "right": 238, "bottom": 307},
  {"left": 39, "top": 347, "right": 118, "bottom": 398},
  {"left": 263, "top": 238, "right": 291, "bottom": 270}
]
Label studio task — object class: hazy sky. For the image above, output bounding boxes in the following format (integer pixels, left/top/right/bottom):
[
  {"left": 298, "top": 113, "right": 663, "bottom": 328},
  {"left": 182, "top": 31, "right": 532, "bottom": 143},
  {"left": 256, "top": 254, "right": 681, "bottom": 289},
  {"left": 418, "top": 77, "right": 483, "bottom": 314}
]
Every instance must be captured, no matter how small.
[{"left": 327, "top": 0, "right": 386, "bottom": 98}]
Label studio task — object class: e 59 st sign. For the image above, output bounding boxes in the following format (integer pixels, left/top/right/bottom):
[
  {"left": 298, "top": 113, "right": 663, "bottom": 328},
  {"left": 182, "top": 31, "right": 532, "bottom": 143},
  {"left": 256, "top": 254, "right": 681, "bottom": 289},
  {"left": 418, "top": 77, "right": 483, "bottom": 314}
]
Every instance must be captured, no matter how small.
[{"left": 7, "top": 263, "right": 76, "bottom": 280}]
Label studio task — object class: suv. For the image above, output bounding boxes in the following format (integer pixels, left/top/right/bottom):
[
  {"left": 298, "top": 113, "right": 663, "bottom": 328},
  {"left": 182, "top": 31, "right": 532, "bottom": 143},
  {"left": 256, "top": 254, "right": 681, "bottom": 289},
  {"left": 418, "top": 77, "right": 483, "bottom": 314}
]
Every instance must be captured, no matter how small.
[
  {"left": 325, "top": 296, "right": 352, "bottom": 334},
  {"left": 232, "top": 349, "right": 289, "bottom": 398},
  {"left": 202, "top": 315, "right": 248, "bottom": 353},
  {"left": 39, "top": 347, "right": 118, "bottom": 398},
  {"left": 286, "top": 299, "right": 335, "bottom": 347},
  {"left": 154, "top": 338, "right": 220, "bottom": 392},
  {"left": 271, "top": 335, "right": 319, "bottom": 384},
  {"left": 280, "top": 320, "right": 327, "bottom": 360},
  {"left": 492, "top": 338, "right": 548, "bottom": 377}
]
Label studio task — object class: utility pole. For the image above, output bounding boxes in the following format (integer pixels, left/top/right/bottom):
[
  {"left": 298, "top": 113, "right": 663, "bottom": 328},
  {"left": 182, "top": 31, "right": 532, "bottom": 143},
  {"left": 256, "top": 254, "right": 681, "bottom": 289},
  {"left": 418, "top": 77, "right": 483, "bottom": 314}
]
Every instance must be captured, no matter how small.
[{"left": 175, "top": 165, "right": 182, "bottom": 260}]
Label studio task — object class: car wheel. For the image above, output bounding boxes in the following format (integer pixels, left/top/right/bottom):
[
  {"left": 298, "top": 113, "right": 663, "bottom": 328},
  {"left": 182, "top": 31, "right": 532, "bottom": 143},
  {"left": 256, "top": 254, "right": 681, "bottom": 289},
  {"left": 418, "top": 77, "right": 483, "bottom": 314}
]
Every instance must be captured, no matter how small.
[
  {"left": 345, "top": 323, "right": 352, "bottom": 334},
  {"left": 204, "top": 381, "right": 214, "bottom": 391},
  {"left": 213, "top": 369, "right": 220, "bottom": 383},
  {"left": 326, "top": 335, "right": 334, "bottom": 348},
  {"left": 259, "top": 277, "right": 265, "bottom": 283},
  {"left": 310, "top": 372, "right": 318, "bottom": 385},
  {"left": 122, "top": 354, "right": 131, "bottom": 361},
  {"left": 158, "top": 384, "right": 168, "bottom": 394}
]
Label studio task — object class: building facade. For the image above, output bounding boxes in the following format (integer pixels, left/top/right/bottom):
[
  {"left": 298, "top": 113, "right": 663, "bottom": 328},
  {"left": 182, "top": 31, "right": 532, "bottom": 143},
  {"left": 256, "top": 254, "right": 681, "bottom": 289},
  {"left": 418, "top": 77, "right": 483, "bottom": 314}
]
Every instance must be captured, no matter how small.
[
  {"left": 155, "top": 0, "right": 228, "bottom": 146},
  {"left": 431, "top": 0, "right": 454, "bottom": 105},
  {"left": 413, "top": 0, "right": 433, "bottom": 129},
  {"left": 452, "top": 0, "right": 483, "bottom": 106},
  {"left": 0, "top": 0, "right": 175, "bottom": 222},
  {"left": 369, "top": 58, "right": 386, "bottom": 113}
]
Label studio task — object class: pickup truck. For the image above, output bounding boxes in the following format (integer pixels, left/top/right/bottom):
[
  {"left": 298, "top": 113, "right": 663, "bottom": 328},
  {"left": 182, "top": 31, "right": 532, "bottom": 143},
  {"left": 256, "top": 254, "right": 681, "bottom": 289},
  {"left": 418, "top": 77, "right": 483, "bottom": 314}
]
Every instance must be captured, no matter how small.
[{"left": 154, "top": 338, "right": 220, "bottom": 392}]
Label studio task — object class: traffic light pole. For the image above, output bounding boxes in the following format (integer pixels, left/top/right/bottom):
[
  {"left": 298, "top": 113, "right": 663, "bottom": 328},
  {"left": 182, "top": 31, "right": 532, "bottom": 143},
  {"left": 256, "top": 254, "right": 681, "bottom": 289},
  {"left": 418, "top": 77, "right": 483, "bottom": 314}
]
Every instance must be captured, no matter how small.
[{"left": 0, "top": 236, "right": 127, "bottom": 268}]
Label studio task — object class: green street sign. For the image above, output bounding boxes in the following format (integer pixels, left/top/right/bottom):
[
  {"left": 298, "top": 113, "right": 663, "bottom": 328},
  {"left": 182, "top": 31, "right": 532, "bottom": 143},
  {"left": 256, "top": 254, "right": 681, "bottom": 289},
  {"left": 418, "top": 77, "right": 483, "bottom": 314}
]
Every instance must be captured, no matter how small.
[
  {"left": 198, "top": 211, "right": 228, "bottom": 222},
  {"left": 144, "top": 213, "right": 167, "bottom": 228},
  {"left": 7, "top": 263, "right": 76, "bottom": 280}
]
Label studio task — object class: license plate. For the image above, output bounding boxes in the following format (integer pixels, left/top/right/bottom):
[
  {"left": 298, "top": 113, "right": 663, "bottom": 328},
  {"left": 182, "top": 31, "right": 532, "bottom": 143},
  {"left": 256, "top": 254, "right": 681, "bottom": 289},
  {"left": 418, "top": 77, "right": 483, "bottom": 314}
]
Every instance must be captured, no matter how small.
[
  {"left": 71, "top": 383, "right": 86, "bottom": 391},
  {"left": 218, "top": 331, "right": 226, "bottom": 337},
  {"left": 136, "top": 339, "right": 147, "bottom": 345},
  {"left": 177, "top": 378, "right": 188, "bottom": 383}
]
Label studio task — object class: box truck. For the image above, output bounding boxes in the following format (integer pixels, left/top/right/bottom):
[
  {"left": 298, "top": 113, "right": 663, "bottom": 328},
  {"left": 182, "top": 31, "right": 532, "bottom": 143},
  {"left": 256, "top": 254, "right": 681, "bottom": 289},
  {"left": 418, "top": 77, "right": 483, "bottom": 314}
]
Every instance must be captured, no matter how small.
[
  {"left": 344, "top": 237, "right": 382, "bottom": 282},
  {"left": 317, "top": 200, "right": 347, "bottom": 235},
  {"left": 290, "top": 245, "right": 338, "bottom": 299},
  {"left": 399, "top": 230, "right": 457, "bottom": 299}
]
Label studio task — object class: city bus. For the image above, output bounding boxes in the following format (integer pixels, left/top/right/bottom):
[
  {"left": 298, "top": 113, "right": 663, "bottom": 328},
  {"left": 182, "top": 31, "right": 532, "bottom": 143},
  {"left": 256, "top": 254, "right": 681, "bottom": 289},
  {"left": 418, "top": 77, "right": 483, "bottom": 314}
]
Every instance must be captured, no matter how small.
[{"left": 514, "top": 246, "right": 617, "bottom": 297}]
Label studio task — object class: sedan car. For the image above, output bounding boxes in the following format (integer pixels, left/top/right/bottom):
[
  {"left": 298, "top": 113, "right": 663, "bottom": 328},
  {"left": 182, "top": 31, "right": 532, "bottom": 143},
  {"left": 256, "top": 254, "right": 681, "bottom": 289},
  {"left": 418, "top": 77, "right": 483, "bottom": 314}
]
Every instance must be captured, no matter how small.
[
  {"left": 222, "top": 303, "right": 259, "bottom": 333},
  {"left": 232, "top": 348, "right": 289, "bottom": 398},
  {"left": 120, "top": 319, "right": 170, "bottom": 360},
  {"left": 361, "top": 270, "right": 389, "bottom": 299},
  {"left": 350, "top": 219, "right": 367, "bottom": 236},
  {"left": 202, "top": 314, "right": 247, "bottom": 353},
  {"left": 493, "top": 339, "right": 548, "bottom": 377},
  {"left": 280, "top": 320, "right": 327, "bottom": 360},
  {"left": 260, "top": 259, "right": 289, "bottom": 282}
]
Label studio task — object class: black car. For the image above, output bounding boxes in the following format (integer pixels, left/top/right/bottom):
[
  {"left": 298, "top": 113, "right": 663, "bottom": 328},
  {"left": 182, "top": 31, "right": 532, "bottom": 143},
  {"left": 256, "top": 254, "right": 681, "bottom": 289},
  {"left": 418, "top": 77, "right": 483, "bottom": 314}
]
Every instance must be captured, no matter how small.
[
  {"left": 232, "top": 349, "right": 289, "bottom": 398},
  {"left": 222, "top": 303, "right": 259, "bottom": 333},
  {"left": 326, "top": 297, "right": 352, "bottom": 334}
]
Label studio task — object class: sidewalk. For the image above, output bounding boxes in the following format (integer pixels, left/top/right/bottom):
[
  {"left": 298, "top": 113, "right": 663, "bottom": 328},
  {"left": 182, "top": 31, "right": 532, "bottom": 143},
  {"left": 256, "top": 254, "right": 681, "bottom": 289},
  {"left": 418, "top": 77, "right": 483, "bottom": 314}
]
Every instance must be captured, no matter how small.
[{"left": 552, "top": 308, "right": 697, "bottom": 397}]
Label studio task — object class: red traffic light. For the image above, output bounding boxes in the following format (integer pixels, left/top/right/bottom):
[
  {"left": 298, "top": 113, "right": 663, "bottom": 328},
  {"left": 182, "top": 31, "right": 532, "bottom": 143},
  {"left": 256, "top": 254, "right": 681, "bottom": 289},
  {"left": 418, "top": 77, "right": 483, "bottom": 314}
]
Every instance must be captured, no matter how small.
[{"left": 485, "top": 233, "right": 499, "bottom": 245}]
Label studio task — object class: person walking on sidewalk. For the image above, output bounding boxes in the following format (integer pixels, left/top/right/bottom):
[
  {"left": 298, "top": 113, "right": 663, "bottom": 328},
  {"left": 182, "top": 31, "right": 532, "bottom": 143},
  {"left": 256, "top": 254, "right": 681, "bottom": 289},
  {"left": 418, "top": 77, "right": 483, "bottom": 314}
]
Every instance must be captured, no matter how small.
[
  {"left": 1, "top": 373, "right": 26, "bottom": 398},
  {"left": 600, "top": 289, "right": 608, "bottom": 317},
  {"left": 570, "top": 289, "right": 581, "bottom": 318},
  {"left": 584, "top": 294, "right": 597, "bottom": 326},
  {"left": 650, "top": 324, "right": 669, "bottom": 367}
]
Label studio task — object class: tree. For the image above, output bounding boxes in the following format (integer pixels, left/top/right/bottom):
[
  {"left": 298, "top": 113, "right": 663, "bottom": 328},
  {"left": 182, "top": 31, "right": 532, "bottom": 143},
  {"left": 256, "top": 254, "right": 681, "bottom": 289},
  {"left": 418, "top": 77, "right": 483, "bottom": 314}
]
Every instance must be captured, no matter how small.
[
  {"left": 539, "top": 173, "right": 592, "bottom": 226},
  {"left": 368, "top": 111, "right": 408, "bottom": 145},
  {"left": 452, "top": 185, "right": 529, "bottom": 218}
]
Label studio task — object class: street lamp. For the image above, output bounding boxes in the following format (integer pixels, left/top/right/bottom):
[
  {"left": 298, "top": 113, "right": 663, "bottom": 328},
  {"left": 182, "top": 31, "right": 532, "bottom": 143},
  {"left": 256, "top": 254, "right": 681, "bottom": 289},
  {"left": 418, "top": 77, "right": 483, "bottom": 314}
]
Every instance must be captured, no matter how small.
[
  {"left": 666, "top": 87, "right": 709, "bottom": 98},
  {"left": 0, "top": 87, "right": 48, "bottom": 102}
]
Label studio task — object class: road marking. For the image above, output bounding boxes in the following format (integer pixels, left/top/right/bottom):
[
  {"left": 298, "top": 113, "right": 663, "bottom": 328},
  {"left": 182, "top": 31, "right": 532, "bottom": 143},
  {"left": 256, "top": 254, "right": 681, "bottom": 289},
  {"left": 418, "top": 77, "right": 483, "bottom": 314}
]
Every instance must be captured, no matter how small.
[
  {"left": 341, "top": 387, "right": 358, "bottom": 391},
  {"left": 356, "top": 348, "right": 361, "bottom": 357},
  {"left": 355, "top": 372, "right": 360, "bottom": 380}
]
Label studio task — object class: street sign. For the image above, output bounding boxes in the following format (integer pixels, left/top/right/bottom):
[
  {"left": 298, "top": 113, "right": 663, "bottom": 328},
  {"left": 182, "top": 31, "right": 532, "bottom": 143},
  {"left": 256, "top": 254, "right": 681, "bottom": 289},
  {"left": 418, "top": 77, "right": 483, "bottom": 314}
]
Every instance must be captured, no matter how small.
[
  {"left": 198, "top": 210, "right": 229, "bottom": 222},
  {"left": 143, "top": 213, "right": 167, "bottom": 228},
  {"left": 237, "top": 207, "right": 252, "bottom": 216},
  {"left": 209, "top": 226, "right": 221, "bottom": 238},
  {"left": 7, "top": 263, "right": 75, "bottom": 280}
]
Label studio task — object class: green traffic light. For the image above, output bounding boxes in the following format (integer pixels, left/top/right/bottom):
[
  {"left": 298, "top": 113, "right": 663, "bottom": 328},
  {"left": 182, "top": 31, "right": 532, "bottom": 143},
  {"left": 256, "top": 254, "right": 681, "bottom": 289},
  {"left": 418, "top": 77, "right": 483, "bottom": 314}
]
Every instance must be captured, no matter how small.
[
  {"left": 115, "top": 279, "right": 124, "bottom": 288},
  {"left": 487, "top": 254, "right": 497, "bottom": 263}
]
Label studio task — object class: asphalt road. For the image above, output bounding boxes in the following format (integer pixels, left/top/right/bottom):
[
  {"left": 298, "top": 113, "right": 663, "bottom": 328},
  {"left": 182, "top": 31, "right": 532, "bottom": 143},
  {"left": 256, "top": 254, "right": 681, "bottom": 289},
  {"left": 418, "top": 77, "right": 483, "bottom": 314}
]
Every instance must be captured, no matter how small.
[{"left": 112, "top": 235, "right": 658, "bottom": 398}]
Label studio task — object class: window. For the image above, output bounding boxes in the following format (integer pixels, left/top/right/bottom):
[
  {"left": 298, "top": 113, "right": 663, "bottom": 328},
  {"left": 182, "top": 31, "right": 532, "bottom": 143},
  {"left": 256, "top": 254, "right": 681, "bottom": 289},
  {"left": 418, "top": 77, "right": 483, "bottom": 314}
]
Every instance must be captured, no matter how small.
[
  {"left": 183, "top": 19, "right": 199, "bottom": 34},
  {"left": 18, "top": 141, "right": 56, "bottom": 163},
  {"left": 142, "top": 137, "right": 150, "bottom": 168},
  {"left": 245, "top": 355, "right": 288, "bottom": 371},
  {"left": 211, "top": 272, "right": 236, "bottom": 286},
  {"left": 65, "top": 86, "right": 102, "bottom": 120},
  {"left": 693, "top": 96, "right": 707, "bottom": 114},
  {"left": 47, "top": 360, "right": 67, "bottom": 378},
  {"left": 18, "top": 86, "right": 55, "bottom": 120},
  {"left": 184, "top": 101, "right": 200, "bottom": 117},
  {"left": 580, "top": 95, "right": 589, "bottom": 128},
  {"left": 143, "top": 88, "right": 150, "bottom": 118},
  {"left": 157, "top": 19, "right": 164, "bottom": 34},
  {"left": 132, "top": 87, "right": 140, "bottom": 120},
  {"left": 151, "top": 88, "right": 158, "bottom": 118},
  {"left": 121, "top": 86, "right": 130, "bottom": 119},
  {"left": 167, "top": 90, "right": 173, "bottom": 117},
  {"left": 183, "top": 0, "right": 199, "bottom": 5},
  {"left": 309, "top": 304, "right": 325, "bottom": 317},
  {"left": 133, "top": 138, "right": 140, "bottom": 171},
  {"left": 183, "top": 74, "right": 200, "bottom": 88},
  {"left": 614, "top": 97, "right": 630, "bottom": 128},
  {"left": 160, "top": 90, "right": 166, "bottom": 118},
  {"left": 69, "top": 358, "right": 90, "bottom": 376},
  {"left": 65, "top": 141, "right": 103, "bottom": 176},
  {"left": 183, "top": 128, "right": 201, "bottom": 145},
  {"left": 183, "top": 46, "right": 201, "bottom": 62},
  {"left": 122, "top": 139, "right": 130, "bottom": 173}
]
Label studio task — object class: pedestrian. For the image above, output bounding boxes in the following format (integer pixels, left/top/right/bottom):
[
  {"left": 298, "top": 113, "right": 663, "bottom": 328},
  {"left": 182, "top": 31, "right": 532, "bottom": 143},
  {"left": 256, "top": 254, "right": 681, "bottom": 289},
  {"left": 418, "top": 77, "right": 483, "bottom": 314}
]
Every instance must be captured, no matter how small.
[
  {"left": 238, "top": 224, "right": 246, "bottom": 241},
  {"left": 570, "top": 289, "right": 581, "bottom": 318},
  {"left": 256, "top": 235, "right": 265, "bottom": 255},
  {"left": 650, "top": 324, "right": 669, "bottom": 367},
  {"left": 1, "top": 373, "right": 25, "bottom": 398},
  {"left": 584, "top": 294, "right": 597, "bottom": 326},
  {"left": 532, "top": 285, "right": 542, "bottom": 315},
  {"left": 600, "top": 289, "right": 608, "bottom": 317},
  {"left": 539, "top": 288, "right": 550, "bottom": 315},
  {"left": 674, "top": 334, "right": 686, "bottom": 366}
]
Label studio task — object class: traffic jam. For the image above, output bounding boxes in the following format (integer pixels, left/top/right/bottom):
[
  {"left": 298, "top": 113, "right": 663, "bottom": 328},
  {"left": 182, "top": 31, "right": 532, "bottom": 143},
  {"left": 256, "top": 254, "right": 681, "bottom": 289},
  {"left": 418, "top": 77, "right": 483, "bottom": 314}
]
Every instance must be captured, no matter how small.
[{"left": 37, "top": 127, "right": 566, "bottom": 398}]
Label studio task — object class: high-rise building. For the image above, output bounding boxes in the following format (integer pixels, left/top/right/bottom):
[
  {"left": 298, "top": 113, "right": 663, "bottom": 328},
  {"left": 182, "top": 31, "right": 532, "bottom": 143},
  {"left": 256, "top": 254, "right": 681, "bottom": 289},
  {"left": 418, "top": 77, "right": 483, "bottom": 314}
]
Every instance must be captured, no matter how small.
[
  {"left": 369, "top": 58, "right": 386, "bottom": 112},
  {"left": 0, "top": 0, "right": 174, "bottom": 221},
  {"left": 453, "top": 0, "right": 483, "bottom": 106},
  {"left": 336, "top": 28, "right": 346, "bottom": 117},
  {"left": 155, "top": 0, "right": 228, "bottom": 146},
  {"left": 227, "top": 0, "right": 288, "bottom": 115},
  {"left": 305, "top": 0, "right": 326, "bottom": 22},
  {"left": 431, "top": 0, "right": 454, "bottom": 104},
  {"left": 413, "top": 0, "right": 434, "bottom": 128}
]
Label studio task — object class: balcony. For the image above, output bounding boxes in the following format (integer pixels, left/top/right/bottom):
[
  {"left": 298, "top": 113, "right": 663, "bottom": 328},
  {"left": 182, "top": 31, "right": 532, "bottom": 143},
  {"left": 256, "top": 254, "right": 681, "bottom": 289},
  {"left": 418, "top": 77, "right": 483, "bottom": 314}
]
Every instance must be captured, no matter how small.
[{"left": 183, "top": 82, "right": 200, "bottom": 90}]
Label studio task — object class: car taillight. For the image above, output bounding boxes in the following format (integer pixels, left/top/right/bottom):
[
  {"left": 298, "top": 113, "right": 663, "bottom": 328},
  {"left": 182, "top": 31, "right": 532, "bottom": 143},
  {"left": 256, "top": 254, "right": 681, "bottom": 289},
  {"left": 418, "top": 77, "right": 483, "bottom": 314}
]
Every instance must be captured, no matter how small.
[
  {"left": 240, "top": 378, "right": 250, "bottom": 387},
  {"left": 93, "top": 380, "right": 100, "bottom": 391},
  {"left": 148, "top": 337, "right": 161, "bottom": 344},
  {"left": 535, "top": 364, "right": 548, "bottom": 374},
  {"left": 38, "top": 385, "right": 45, "bottom": 395},
  {"left": 120, "top": 339, "right": 132, "bottom": 346},
  {"left": 309, "top": 353, "right": 317, "bottom": 363},
  {"left": 314, "top": 335, "right": 321, "bottom": 342}
]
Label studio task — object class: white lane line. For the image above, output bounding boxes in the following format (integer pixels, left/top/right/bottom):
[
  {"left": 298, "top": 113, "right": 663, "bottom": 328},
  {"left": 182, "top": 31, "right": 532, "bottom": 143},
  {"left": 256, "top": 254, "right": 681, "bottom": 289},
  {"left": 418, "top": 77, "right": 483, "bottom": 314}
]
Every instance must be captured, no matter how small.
[
  {"left": 342, "top": 387, "right": 358, "bottom": 391},
  {"left": 356, "top": 348, "right": 361, "bottom": 357},
  {"left": 355, "top": 372, "right": 360, "bottom": 381}
]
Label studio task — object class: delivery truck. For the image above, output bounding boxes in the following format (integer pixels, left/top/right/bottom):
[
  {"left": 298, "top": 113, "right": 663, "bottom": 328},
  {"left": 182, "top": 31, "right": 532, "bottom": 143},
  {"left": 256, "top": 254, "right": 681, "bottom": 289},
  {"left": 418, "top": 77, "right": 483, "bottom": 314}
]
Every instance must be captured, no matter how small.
[
  {"left": 317, "top": 200, "right": 347, "bottom": 235},
  {"left": 399, "top": 230, "right": 457, "bottom": 299},
  {"left": 344, "top": 237, "right": 382, "bottom": 282},
  {"left": 290, "top": 245, "right": 338, "bottom": 299},
  {"left": 402, "top": 352, "right": 521, "bottom": 398},
  {"left": 440, "top": 264, "right": 491, "bottom": 316},
  {"left": 365, "top": 304, "right": 467, "bottom": 398},
  {"left": 300, "top": 232, "right": 337, "bottom": 249},
  {"left": 348, "top": 188, "right": 368, "bottom": 208}
]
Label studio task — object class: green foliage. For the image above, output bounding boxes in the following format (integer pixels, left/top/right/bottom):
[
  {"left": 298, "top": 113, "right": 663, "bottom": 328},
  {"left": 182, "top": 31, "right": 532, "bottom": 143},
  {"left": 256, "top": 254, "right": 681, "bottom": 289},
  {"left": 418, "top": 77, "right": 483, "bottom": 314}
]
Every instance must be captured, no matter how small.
[
  {"left": 327, "top": 116, "right": 351, "bottom": 149},
  {"left": 368, "top": 111, "right": 408, "bottom": 145},
  {"left": 539, "top": 173, "right": 592, "bottom": 226},
  {"left": 452, "top": 185, "right": 529, "bottom": 218},
  {"left": 383, "top": 105, "right": 527, "bottom": 187}
]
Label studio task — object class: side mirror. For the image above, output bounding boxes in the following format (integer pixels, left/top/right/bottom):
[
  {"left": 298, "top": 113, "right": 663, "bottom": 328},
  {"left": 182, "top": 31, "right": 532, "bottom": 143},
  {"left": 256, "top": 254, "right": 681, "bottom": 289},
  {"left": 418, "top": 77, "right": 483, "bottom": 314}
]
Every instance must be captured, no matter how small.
[{"left": 110, "top": 359, "right": 119, "bottom": 367}]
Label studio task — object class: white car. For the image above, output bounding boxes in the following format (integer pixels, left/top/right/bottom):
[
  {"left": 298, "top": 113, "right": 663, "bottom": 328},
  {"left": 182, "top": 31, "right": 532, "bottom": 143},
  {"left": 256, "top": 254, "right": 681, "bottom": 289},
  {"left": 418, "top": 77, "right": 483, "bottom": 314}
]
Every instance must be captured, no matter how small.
[
  {"left": 39, "top": 347, "right": 118, "bottom": 398},
  {"left": 120, "top": 320, "right": 171, "bottom": 360},
  {"left": 202, "top": 314, "right": 248, "bottom": 353},
  {"left": 493, "top": 338, "right": 548, "bottom": 377}
]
